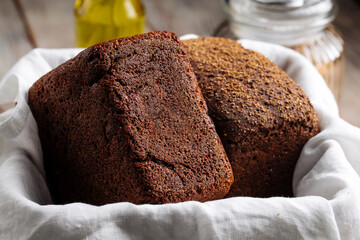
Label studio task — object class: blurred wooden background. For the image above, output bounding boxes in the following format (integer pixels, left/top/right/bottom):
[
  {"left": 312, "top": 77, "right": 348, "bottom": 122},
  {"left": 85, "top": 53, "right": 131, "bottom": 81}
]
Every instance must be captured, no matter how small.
[{"left": 1, "top": 0, "right": 359, "bottom": 127}]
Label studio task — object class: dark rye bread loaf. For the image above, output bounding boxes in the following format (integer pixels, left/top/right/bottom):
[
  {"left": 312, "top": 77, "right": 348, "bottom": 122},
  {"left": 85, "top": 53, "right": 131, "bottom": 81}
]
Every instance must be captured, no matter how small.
[
  {"left": 182, "top": 37, "right": 319, "bottom": 197},
  {"left": 28, "top": 31, "right": 233, "bottom": 205}
]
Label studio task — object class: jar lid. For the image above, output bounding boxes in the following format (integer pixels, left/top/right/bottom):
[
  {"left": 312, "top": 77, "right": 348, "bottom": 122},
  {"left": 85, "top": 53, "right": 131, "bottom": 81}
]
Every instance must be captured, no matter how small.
[{"left": 224, "top": 0, "right": 338, "bottom": 32}]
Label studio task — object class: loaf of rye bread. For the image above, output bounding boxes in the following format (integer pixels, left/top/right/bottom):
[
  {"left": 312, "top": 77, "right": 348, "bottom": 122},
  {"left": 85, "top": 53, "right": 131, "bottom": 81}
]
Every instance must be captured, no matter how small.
[
  {"left": 28, "top": 31, "right": 233, "bottom": 205},
  {"left": 182, "top": 37, "right": 319, "bottom": 197}
]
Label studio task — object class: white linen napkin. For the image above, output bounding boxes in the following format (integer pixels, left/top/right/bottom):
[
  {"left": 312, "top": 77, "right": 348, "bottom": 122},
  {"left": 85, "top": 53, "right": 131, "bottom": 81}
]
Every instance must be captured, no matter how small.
[{"left": 0, "top": 38, "right": 359, "bottom": 240}]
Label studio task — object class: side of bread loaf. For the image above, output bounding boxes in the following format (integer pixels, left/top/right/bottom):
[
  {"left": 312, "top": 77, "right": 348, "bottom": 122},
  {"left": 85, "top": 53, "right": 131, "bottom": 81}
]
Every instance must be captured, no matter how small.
[
  {"left": 182, "top": 37, "right": 319, "bottom": 197},
  {"left": 28, "top": 32, "right": 233, "bottom": 205}
]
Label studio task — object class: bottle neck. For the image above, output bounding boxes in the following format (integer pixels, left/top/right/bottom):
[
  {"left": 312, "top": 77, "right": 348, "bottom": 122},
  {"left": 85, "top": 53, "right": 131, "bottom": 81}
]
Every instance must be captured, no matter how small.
[{"left": 223, "top": 0, "right": 338, "bottom": 46}]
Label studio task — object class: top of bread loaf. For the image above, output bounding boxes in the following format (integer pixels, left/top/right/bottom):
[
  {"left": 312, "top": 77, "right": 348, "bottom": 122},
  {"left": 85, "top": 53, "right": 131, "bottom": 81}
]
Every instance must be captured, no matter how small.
[
  {"left": 28, "top": 31, "right": 233, "bottom": 205},
  {"left": 183, "top": 37, "right": 319, "bottom": 144}
]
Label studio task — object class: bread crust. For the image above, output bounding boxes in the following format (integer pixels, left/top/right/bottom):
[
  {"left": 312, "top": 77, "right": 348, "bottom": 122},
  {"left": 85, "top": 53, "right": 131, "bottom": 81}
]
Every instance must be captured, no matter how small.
[
  {"left": 182, "top": 37, "right": 319, "bottom": 197},
  {"left": 28, "top": 32, "right": 233, "bottom": 205}
]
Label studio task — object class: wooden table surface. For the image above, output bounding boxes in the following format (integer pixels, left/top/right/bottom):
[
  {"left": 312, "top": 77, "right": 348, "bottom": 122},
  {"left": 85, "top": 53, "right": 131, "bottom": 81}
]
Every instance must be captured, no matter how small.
[{"left": 1, "top": 0, "right": 359, "bottom": 127}]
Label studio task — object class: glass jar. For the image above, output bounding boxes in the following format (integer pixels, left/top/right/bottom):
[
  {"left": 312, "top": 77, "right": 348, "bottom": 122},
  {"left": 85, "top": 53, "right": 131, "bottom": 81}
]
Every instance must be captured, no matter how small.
[
  {"left": 74, "top": 0, "right": 145, "bottom": 48},
  {"left": 216, "top": 0, "right": 345, "bottom": 101}
]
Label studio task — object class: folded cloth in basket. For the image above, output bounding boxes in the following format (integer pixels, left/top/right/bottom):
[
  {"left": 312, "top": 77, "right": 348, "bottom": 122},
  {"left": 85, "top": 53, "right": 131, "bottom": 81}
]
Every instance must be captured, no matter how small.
[{"left": 0, "top": 37, "right": 359, "bottom": 239}]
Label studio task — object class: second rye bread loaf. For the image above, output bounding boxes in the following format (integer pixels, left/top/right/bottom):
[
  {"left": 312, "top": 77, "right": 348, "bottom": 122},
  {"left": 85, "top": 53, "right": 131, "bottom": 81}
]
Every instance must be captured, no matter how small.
[
  {"left": 182, "top": 37, "right": 319, "bottom": 198},
  {"left": 28, "top": 31, "right": 233, "bottom": 205}
]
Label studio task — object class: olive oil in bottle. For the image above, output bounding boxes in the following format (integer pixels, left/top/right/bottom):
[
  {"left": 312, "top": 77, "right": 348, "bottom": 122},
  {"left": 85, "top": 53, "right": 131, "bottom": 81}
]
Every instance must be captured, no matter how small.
[{"left": 74, "top": 0, "right": 145, "bottom": 48}]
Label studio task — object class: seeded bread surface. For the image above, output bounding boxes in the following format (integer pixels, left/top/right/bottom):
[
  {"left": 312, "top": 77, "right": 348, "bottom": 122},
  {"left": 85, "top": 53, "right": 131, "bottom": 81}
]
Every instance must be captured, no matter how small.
[
  {"left": 28, "top": 32, "right": 233, "bottom": 205},
  {"left": 182, "top": 37, "right": 319, "bottom": 197}
]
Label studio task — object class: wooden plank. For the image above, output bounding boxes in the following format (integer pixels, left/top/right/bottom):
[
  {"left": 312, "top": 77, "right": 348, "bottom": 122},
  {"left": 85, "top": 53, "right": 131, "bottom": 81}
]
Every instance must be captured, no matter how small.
[
  {"left": 17, "top": 0, "right": 226, "bottom": 46},
  {"left": 334, "top": 0, "right": 360, "bottom": 127},
  {"left": 18, "top": 0, "right": 75, "bottom": 48},
  {"left": 18, "top": 0, "right": 224, "bottom": 47},
  {"left": 0, "top": 0, "right": 33, "bottom": 79},
  {"left": 20, "top": 0, "right": 224, "bottom": 47},
  {"left": 144, "top": 0, "right": 225, "bottom": 36}
]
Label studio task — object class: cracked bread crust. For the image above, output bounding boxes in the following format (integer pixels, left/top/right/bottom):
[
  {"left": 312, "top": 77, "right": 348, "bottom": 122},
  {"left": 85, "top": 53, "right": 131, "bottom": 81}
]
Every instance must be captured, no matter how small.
[
  {"left": 28, "top": 31, "right": 233, "bottom": 205},
  {"left": 182, "top": 37, "right": 320, "bottom": 198}
]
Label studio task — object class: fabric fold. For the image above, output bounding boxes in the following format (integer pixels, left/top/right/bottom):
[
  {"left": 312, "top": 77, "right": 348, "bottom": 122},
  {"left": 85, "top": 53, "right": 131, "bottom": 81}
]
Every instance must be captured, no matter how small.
[{"left": 0, "top": 40, "right": 359, "bottom": 239}]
